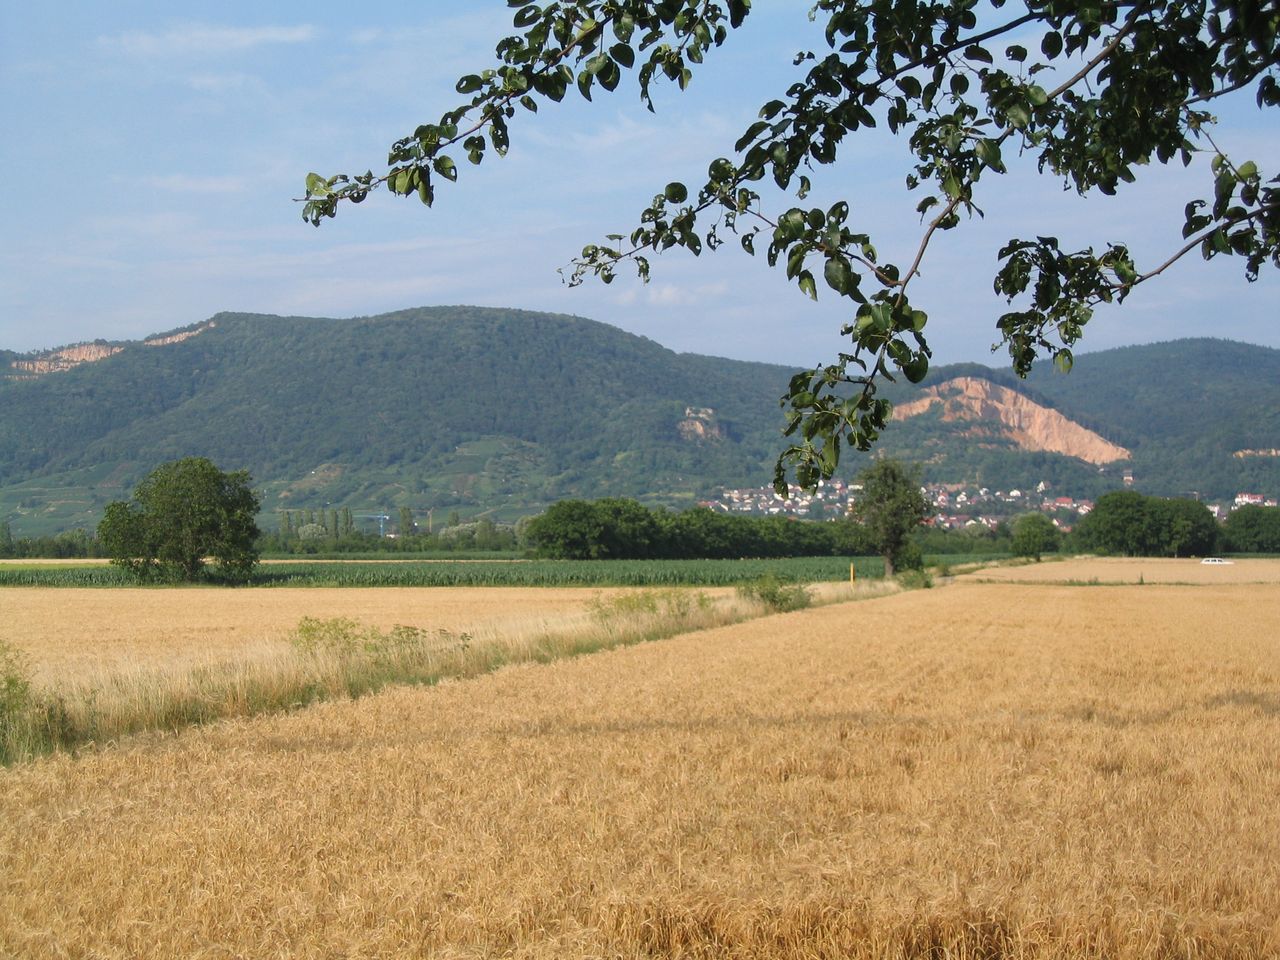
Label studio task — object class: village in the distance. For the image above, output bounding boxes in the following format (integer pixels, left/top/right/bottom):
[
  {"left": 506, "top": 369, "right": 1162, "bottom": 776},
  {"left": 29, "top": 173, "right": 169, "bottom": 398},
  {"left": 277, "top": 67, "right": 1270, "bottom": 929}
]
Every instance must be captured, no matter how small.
[{"left": 703, "top": 477, "right": 1278, "bottom": 532}]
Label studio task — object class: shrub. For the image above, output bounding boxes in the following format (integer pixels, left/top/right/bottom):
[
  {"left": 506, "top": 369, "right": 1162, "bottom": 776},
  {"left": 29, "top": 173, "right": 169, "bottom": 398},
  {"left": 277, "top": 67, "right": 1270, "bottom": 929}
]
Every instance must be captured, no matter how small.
[
  {"left": 897, "top": 569, "right": 934, "bottom": 590},
  {"left": 737, "top": 575, "right": 811, "bottom": 612}
]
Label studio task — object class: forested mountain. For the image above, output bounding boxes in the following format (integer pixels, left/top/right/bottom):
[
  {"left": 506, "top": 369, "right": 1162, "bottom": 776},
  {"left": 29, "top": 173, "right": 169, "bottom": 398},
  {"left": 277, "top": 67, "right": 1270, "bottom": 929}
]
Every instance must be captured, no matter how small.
[
  {"left": 1, "top": 307, "right": 1276, "bottom": 535},
  {"left": 0, "top": 308, "right": 792, "bottom": 533}
]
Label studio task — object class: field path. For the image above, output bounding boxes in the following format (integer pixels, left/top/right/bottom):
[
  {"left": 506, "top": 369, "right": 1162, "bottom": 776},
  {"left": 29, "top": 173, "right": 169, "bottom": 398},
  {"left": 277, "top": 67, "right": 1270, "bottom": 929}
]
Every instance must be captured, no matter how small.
[{"left": 3, "top": 582, "right": 1278, "bottom": 958}]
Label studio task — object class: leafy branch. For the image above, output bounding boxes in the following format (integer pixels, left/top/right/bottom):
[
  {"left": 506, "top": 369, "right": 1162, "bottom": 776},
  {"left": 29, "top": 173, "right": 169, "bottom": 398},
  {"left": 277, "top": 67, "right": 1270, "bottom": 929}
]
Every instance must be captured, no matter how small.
[{"left": 301, "top": 0, "right": 1280, "bottom": 493}]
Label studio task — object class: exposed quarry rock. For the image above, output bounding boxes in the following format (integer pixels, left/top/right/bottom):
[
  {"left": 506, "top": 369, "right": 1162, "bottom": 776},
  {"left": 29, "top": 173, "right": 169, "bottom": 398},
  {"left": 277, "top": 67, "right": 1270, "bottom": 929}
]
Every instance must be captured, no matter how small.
[
  {"left": 8, "top": 321, "right": 216, "bottom": 379},
  {"left": 144, "top": 321, "right": 216, "bottom": 347},
  {"left": 894, "top": 377, "right": 1130, "bottom": 465},
  {"left": 678, "top": 406, "right": 725, "bottom": 442},
  {"left": 10, "top": 342, "right": 124, "bottom": 375}
]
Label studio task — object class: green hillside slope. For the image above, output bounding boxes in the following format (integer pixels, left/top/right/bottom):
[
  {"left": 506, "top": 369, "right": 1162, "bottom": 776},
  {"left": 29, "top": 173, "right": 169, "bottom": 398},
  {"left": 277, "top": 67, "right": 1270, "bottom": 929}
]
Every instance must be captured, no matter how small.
[
  {"left": 0, "top": 308, "right": 793, "bottom": 532},
  {"left": 1021, "top": 339, "right": 1280, "bottom": 497},
  {"left": 2, "top": 309, "right": 1276, "bottom": 536}
]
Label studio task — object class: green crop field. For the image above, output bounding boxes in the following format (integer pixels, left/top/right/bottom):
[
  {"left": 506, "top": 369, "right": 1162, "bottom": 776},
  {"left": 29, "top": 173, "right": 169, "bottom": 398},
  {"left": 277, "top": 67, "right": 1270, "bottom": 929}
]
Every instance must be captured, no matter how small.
[{"left": 0, "top": 557, "right": 887, "bottom": 588}]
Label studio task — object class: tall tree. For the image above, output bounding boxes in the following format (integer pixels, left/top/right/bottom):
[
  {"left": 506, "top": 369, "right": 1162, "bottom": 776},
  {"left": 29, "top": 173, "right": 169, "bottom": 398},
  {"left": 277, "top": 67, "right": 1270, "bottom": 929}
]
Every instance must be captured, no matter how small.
[
  {"left": 303, "top": 2, "right": 1279, "bottom": 491},
  {"left": 1011, "top": 511, "right": 1061, "bottom": 561},
  {"left": 97, "top": 458, "right": 261, "bottom": 582},
  {"left": 850, "top": 459, "right": 931, "bottom": 576}
]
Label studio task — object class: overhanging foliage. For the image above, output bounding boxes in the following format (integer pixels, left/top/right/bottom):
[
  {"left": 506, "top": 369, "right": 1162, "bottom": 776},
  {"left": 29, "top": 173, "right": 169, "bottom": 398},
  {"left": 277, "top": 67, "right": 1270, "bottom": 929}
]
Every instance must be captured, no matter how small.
[{"left": 303, "top": 1, "right": 1278, "bottom": 491}]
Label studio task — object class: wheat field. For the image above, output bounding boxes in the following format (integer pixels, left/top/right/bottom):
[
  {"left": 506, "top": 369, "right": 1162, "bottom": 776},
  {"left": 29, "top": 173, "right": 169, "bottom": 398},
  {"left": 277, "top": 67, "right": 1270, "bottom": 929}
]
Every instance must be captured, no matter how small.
[
  {"left": 2, "top": 575, "right": 1278, "bottom": 958},
  {"left": 967, "top": 555, "right": 1280, "bottom": 585},
  {"left": 4, "top": 585, "right": 691, "bottom": 683}
]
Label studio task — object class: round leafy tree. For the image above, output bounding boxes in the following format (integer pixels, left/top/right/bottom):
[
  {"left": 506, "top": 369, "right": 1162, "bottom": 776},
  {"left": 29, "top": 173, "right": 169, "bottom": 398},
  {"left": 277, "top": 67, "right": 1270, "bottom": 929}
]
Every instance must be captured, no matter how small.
[
  {"left": 98, "top": 458, "right": 261, "bottom": 582},
  {"left": 1011, "top": 510, "right": 1061, "bottom": 560}
]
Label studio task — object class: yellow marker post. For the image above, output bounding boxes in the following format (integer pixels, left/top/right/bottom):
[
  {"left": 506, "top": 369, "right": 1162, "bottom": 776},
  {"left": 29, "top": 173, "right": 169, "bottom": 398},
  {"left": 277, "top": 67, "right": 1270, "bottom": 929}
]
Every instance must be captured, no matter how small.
[{"left": 850, "top": 562, "right": 856, "bottom": 584}]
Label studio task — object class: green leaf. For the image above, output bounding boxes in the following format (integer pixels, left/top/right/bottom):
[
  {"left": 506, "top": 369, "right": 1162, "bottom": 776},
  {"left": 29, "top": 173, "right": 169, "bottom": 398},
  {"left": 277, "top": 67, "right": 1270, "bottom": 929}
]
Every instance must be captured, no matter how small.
[
  {"left": 975, "top": 138, "right": 1004, "bottom": 171},
  {"left": 824, "top": 256, "right": 851, "bottom": 294},
  {"left": 456, "top": 75, "right": 484, "bottom": 94},
  {"left": 512, "top": 6, "right": 541, "bottom": 28},
  {"left": 798, "top": 271, "right": 817, "bottom": 300},
  {"left": 735, "top": 120, "right": 769, "bottom": 151},
  {"left": 903, "top": 354, "right": 929, "bottom": 383},
  {"left": 432, "top": 155, "right": 457, "bottom": 182},
  {"left": 664, "top": 181, "right": 688, "bottom": 203},
  {"left": 610, "top": 43, "right": 635, "bottom": 68}
]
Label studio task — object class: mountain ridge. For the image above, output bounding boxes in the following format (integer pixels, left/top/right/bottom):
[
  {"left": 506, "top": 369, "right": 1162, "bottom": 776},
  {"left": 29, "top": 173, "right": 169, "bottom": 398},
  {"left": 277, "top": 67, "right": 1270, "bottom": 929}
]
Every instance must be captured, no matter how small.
[{"left": 2, "top": 309, "right": 1276, "bottom": 535}]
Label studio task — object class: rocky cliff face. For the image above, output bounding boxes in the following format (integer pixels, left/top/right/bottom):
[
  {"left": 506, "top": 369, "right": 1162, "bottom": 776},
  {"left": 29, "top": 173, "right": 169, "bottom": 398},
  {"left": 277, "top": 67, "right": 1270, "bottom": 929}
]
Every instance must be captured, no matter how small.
[
  {"left": 143, "top": 322, "right": 216, "bottom": 347},
  {"left": 678, "top": 406, "right": 725, "bottom": 442},
  {"left": 6, "top": 322, "right": 216, "bottom": 379},
  {"left": 9, "top": 342, "right": 124, "bottom": 376},
  {"left": 894, "top": 377, "right": 1130, "bottom": 465}
]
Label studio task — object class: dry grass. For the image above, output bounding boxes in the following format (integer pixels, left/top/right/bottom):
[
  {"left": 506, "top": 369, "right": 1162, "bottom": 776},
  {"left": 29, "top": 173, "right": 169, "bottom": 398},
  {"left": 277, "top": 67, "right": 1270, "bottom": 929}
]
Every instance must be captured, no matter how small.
[
  {"left": 3, "top": 586, "right": 697, "bottom": 683},
  {"left": 1, "top": 581, "right": 900, "bottom": 763},
  {"left": 2, "top": 578, "right": 1277, "bottom": 957},
  {"left": 966, "top": 556, "right": 1280, "bottom": 585}
]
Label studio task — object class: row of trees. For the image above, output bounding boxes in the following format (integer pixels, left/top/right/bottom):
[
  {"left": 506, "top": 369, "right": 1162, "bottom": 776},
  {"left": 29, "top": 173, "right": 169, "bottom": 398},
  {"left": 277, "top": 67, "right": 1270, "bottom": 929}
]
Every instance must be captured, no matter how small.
[
  {"left": 262, "top": 512, "right": 520, "bottom": 555},
  {"left": 525, "top": 498, "right": 864, "bottom": 560},
  {"left": 1076, "top": 491, "right": 1220, "bottom": 557},
  {"left": 0, "top": 524, "right": 102, "bottom": 560},
  {"left": 526, "top": 460, "right": 932, "bottom": 573},
  {"left": 1222, "top": 504, "right": 1280, "bottom": 553},
  {"left": 8, "top": 458, "right": 1276, "bottom": 579}
]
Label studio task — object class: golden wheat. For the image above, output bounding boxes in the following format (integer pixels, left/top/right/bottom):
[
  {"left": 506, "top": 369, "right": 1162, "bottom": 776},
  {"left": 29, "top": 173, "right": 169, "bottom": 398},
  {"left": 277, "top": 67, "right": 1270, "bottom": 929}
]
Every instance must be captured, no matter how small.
[
  {"left": 969, "top": 555, "right": 1280, "bottom": 585},
  {"left": 2, "top": 575, "right": 1277, "bottom": 958},
  {"left": 4, "top": 585, "right": 707, "bottom": 683}
]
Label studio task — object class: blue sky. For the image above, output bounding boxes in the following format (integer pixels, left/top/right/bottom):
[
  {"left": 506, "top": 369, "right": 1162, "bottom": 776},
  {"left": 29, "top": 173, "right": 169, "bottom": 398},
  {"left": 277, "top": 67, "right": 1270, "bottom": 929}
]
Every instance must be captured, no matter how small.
[{"left": 1, "top": 2, "right": 1275, "bottom": 369}]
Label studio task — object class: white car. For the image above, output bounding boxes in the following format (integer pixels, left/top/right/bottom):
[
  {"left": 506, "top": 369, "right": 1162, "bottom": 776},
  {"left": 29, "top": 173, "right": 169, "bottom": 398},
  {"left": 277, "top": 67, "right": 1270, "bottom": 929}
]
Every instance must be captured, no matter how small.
[{"left": 1200, "top": 557, "right": 1234, "bottom": 565}]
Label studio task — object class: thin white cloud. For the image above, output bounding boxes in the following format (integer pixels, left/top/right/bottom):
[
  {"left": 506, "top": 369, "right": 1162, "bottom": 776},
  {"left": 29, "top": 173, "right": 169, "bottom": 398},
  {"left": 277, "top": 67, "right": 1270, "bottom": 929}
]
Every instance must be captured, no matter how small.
[
  {"left": 102, "top": 23, "right": 316, "bottom": 58},
  {"left": 644, "top": 280, "right": 731, "bottom": 307},
  {"left": 141, "top": 173, "right": 251, "bottom": 195}
]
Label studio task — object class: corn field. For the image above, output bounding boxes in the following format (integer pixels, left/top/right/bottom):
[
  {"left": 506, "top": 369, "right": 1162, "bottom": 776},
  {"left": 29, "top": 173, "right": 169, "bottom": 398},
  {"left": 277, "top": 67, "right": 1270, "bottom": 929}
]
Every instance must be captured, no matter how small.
[{"left": 0, "top": 556, "right": 890, "bottom": 588}]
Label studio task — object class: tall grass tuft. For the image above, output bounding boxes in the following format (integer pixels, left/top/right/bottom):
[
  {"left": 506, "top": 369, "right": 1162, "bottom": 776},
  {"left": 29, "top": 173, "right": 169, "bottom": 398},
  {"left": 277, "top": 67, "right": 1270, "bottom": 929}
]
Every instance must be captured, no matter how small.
[{"left": 0, "top": 638, "right": 42, "bottom": 764}]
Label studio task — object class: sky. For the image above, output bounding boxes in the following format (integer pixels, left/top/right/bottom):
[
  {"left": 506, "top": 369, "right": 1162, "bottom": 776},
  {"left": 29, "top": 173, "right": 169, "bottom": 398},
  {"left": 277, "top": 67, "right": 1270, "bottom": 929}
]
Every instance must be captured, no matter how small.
[{"left": 1, "top": 1, "right": 1275, "bottom": 370}]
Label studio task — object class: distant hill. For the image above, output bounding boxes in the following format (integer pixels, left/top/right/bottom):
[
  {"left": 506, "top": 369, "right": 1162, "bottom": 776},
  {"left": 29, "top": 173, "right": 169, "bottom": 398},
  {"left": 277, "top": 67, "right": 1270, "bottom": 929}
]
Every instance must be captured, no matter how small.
[{"left": 1, "top": 308, "right": 1276, "bottom": 535}]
